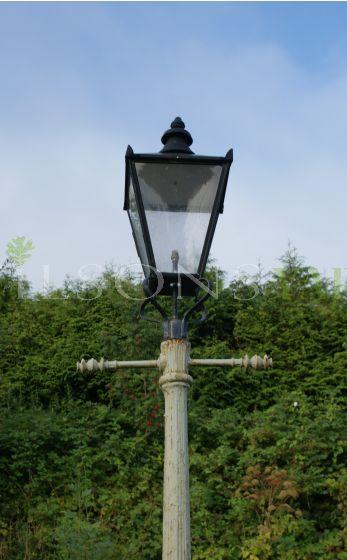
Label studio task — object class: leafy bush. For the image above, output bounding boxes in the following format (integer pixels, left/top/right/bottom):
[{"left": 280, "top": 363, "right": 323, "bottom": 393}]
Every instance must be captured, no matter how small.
[{"left": 0, "top": 249, "right": 347, "bottom": 558}]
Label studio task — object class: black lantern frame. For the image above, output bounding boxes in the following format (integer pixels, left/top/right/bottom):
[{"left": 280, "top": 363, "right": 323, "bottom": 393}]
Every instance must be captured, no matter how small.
[{"left": 124, "top": 119, "right": 233, "bottom": 298}]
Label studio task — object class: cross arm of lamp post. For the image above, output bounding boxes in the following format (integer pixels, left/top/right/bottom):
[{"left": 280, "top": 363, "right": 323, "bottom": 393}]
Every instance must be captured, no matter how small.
[{"left": 77, "top": 354, "right": 272, "bottom": 373}]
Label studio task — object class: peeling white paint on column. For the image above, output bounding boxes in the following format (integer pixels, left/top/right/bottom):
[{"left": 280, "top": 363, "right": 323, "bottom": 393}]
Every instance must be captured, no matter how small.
[{"left": 159, "top": 339, "right": 192, "bottom": 560}]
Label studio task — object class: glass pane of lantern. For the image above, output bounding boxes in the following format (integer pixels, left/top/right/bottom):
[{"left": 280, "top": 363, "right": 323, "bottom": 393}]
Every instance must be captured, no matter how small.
[
  {"left": 127, "top": 176, "right": 150, "bottom": 276},
  {"left": 135, "top": 162, "right": 222, "bottom": 274}
]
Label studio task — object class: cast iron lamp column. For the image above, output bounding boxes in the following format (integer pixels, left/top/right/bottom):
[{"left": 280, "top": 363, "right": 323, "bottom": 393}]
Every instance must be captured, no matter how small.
[{"left": 159, "top": 337, "right": 192, "bottom": 558}]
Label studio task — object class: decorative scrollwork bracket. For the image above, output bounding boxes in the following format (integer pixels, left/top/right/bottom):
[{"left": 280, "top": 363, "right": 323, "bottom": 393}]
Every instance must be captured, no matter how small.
[{"left": 139, "top": 278, "right": 212, "bottom": 340}]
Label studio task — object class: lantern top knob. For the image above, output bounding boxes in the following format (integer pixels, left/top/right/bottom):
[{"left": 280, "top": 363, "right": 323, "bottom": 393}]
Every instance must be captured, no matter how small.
[
  {"left": 160, "top": 116, "right": 194, "bottom": 154},
  {"left": 170, "top": 117, "right": 185, "bottom": 129}
]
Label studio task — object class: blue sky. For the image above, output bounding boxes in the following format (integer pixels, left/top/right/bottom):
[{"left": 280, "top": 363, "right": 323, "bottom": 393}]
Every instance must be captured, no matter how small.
[{"left": 1, "top": 2, "right": 347, "bottom": 291}]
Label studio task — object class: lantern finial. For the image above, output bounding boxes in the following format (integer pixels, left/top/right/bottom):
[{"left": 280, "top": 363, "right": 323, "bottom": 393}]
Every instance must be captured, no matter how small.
[
  {"left": 160, "top": 117, "right": 194, "bottom": 154},
  {"left": 171, "top": 117, "right": 185, "bottom": 129}
]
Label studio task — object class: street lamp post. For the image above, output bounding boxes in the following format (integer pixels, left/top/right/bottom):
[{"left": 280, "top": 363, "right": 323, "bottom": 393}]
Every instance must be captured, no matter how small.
[{"left": 77, "top": 118, "right": 272, "bottom": 560}]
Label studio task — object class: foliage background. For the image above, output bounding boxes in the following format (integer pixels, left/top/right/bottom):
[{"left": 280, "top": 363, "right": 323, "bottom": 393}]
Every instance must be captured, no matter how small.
[{"left": 0, "top": 249, "right": 347, "bottom": 559}]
